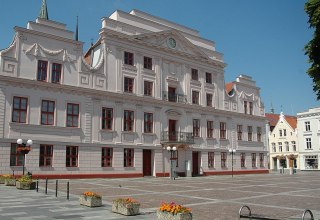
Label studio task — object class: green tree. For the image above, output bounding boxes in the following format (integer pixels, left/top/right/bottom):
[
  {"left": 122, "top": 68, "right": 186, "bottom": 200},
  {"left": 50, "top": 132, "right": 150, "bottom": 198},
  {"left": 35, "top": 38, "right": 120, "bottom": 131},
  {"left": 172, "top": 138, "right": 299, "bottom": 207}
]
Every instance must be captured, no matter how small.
[{"left": 305, "top": 0, "right": 320, "bottom": 99}]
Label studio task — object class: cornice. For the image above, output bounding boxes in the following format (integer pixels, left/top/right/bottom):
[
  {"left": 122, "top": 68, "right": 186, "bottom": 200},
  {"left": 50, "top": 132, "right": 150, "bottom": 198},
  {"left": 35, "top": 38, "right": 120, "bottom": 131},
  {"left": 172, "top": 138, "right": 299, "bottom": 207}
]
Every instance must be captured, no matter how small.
[{"left": 297, "top": 112, "right": 320, "bottom": 118}]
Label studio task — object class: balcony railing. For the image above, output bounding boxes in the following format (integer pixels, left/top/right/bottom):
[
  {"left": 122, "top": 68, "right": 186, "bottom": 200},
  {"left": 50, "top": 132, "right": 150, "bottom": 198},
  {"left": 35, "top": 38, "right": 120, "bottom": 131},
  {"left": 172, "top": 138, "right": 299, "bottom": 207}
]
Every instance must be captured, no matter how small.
[
  {"left": 162, "top": 91, "right": 187, "bottom": 104},
  {"left": 161, "top": 131, "right": 194, "bottom": 144}
]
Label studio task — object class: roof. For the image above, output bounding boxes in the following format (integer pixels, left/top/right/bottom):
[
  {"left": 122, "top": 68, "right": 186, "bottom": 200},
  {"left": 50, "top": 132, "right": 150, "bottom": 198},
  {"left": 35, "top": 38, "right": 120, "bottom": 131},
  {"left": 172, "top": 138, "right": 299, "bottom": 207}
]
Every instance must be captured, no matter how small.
[
  {"left": 225, "top": 82, "right": 234, "bottom": 94},
  {"left": 265, "top": 113, "right": 297, "bottom": 129}
]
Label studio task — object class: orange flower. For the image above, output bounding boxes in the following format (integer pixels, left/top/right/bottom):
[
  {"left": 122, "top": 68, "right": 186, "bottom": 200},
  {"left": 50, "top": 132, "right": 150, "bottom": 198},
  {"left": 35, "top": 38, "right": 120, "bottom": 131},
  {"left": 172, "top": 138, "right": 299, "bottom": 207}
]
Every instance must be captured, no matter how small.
[
  {"left": 113, "top": 197, "right": 140, "bottom": 205},
  {"left": 159, "top": 202, "right": 191, "bottom": 214},
  {"left": 82, "top": 191, "right": 101, "bottom": 198}
]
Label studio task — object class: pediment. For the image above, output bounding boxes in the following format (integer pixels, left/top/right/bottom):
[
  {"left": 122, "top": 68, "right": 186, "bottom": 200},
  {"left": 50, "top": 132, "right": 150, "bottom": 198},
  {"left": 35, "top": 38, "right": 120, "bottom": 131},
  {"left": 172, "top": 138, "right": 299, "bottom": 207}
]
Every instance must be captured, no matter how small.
[{"left": 134, "top": 30, "right": 209, "bottom": 59}]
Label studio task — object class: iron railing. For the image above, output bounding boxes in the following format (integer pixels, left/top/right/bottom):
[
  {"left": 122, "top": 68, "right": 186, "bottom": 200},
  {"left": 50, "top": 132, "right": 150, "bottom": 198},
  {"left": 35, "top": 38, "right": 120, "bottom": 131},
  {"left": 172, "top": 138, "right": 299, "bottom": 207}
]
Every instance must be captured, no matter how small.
[
  {"left": 161, "top": 131, "right": 194, "bottom": 144},
  {"left": 162, "top": 91, "right": 187, "bottom": 104}
]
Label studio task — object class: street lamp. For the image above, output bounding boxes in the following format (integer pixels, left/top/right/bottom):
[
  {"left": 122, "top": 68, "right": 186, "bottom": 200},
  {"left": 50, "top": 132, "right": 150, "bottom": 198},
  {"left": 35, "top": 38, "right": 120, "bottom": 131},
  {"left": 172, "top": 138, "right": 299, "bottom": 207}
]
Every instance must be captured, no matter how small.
[
  {"left": 16, "top": 138, "right": 33, "bottom": 175},
  {"left": 167, "top": 146, "right": 177, "bottom": 180},
  {"left": 229, "top": 148, "right": 236, "bottom": 178}
]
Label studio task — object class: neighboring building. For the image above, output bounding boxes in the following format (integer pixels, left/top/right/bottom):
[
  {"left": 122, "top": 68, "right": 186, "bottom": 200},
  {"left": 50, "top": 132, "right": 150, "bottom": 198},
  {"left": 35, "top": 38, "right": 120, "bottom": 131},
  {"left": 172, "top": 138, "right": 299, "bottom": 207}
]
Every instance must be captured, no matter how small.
[
  {"left": 266, "top": 112, "right": 298, "bottom": 171},
  {"left": 297, "top": 107, "right": 320, "bottom": 170},
  {"left": 0, "top": 2, "right": 268, "bottom": 178}
]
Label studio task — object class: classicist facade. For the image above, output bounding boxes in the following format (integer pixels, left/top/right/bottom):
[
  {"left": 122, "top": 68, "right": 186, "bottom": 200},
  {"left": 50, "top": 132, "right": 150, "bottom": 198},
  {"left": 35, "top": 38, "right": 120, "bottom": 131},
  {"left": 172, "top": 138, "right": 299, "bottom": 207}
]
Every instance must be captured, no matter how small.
[
  {"left": 0, "top": 4, "right": 268, "bottom": 178},
  {"left": 297, "top": 107, "right": 320, "bottom": 170}
]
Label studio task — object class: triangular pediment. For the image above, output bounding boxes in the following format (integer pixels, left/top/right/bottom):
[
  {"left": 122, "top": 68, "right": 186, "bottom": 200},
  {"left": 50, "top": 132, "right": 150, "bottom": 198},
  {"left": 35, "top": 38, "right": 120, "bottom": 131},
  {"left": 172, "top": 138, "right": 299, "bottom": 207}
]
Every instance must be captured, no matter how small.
[{"left": 134, "top": 30, "right": 209, "bottom": 59}]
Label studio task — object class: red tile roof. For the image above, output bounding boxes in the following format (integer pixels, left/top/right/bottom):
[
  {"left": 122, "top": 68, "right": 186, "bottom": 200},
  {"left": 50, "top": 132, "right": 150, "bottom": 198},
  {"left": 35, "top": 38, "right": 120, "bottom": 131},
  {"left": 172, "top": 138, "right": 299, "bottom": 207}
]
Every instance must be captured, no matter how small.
[
  {"left": 225, "top": 82, "right": 234, "bottom": 94},
  {"left": 265, "top": 113, "right": 297, "bottom": 129}
]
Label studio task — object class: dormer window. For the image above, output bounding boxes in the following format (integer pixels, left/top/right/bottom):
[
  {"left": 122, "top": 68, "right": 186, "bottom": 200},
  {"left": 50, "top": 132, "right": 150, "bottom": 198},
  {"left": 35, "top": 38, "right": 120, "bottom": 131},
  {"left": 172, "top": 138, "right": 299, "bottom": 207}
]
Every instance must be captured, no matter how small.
[
  {"left": 37, "top": 60, "right": 48, "bottom": 81},
  {"left": 124, "top": 51, "right": 134, "bottom": 66},
  {"left": 191, "top": 69, "right": 198, "bottom": 81}
]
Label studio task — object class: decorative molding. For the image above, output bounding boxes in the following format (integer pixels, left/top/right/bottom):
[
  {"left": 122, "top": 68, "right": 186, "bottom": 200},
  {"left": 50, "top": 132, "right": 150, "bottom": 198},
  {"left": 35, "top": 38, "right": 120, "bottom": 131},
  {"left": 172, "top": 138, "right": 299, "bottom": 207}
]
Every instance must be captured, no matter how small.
[{"left": 25, "top": 43, "right": 72, "bottom": 62}]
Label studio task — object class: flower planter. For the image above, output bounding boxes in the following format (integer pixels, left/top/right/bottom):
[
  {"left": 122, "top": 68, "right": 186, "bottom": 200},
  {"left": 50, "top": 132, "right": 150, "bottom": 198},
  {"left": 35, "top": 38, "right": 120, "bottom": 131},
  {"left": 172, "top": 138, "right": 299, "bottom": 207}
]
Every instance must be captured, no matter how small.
[
  {"left": 79, "top": 195, "right": 102, "bottom": 207},
  {"left": 0, "top": 177, "right": 5, "bottom": 184},
  {"left": 16, "top": 181, "right": 36, "bottom": 190},
  {"left": 4, "top": 178, "right": 16, "bottom": 186},
  {"left": 112, "top": 201, "right": 140, "bottom": 216},
  {"left": 157, "top": 210, "right": 193, "bottom": 220}
]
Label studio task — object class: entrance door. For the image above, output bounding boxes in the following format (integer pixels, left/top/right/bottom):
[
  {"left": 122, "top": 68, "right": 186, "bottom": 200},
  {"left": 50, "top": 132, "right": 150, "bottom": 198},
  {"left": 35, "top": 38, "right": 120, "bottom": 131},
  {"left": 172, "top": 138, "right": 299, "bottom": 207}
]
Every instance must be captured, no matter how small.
[
  {"left": 273, "top": 158, "right": 277, "bottom": 171},
  {"left": 143, "top": 150, "right": 152, "bottom": 176},
  {"left": 169, "top": 120, "right": 177, "bottom": 141},
  {"left": 192, "top": 151, "right": 199, "bottom": 176}
]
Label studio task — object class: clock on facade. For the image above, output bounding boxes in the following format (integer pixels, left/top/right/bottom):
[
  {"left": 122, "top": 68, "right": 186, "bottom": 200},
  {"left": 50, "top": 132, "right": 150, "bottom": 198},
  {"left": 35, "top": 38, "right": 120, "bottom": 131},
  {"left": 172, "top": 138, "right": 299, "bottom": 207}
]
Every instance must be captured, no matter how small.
[{"left": 167, "top": 38, "right": 176, "bottom": 49}]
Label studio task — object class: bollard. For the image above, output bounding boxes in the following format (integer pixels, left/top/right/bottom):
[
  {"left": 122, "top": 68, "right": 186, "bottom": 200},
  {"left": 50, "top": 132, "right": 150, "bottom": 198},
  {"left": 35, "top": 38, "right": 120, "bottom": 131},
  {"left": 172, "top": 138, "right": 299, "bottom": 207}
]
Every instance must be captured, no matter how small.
[
  {"left": 36, "top": 178, "right": 39, "bottom": 192},
  {"left": 45, "top": 178, "right": 48, "bottom": 194},
  {"left": 55, "top": 180, "right": 58, "bottom": 197},
  {"left": 67, "top": 181, "right": 69, "bottom": 200}
]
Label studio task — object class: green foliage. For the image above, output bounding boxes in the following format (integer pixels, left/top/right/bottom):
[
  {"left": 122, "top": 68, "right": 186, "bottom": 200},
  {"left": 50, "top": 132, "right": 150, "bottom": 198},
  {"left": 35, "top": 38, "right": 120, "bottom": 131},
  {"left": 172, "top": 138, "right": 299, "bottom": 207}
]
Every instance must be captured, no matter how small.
[
  {"left": 17, "top": 175, "right": 33, "bottom": 183},
  {"left": 305, "top": 0, "right": 320, "bottom": 99}
]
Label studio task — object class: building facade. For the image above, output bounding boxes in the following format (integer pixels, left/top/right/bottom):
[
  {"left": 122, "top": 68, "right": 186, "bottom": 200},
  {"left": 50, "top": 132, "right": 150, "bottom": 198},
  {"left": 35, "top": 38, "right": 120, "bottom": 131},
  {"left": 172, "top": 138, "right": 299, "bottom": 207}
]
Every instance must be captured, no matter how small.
[
  {"left": 0, "top": 5, "right": 268, "bottom": 178},
  {"left": 297, "top": 107, "right": 320, "bottom": 170}
]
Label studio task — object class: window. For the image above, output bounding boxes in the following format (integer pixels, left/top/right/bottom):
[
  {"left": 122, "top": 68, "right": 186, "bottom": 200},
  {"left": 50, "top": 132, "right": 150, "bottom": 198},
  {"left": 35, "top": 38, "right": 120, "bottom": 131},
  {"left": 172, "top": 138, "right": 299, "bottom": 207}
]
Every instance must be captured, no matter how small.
[
  {"left": 278, "top": 142, "right": 282, "bottom": 152},
  {"left": 285, "top": 142, "right": 289, "bottom": 151},
  {"left": 144, "top": 56, "right": 152, "bottom": 70},
  {"left": 12, "top": 96, "right": 28, "bottom": 123},
  {"left": 249, "top": 102, "right": 253, "bottom": 115},
  {"left": 206, "top": 72, "right": 212, "bottom": 84},
  {"left": 193, "top": 119, "right": 200, "bottom": 137},
  {"left": 206, "top": 93, "right": 213, "bottom": 107},
  {"left": 124, "top": 51, "right": 134, "bottom": 65},
  {"left": 306, "top": 138, "right": 312, "bottom": 149},
  {"left": 101, "top": 147, "right": 113, "bottom": 167},
  {"left": 102, "top": 108, "right": 113, "bottom": 130},
  {"left": 124, "top": 77, "right": 134, "bottom": 93},
  {"left": 192, "top": 91, "right": 200, "bottom": 105},
  {"left": 124, "top": 148, "right": 134, "bottom": 167},
  {"left": 305, "top": 121, "right": 311, "bottom": 131},
  {"left": 39, "top": 145, "right": 53, "bottom": 167},
  {"left": 220, "top": 122, "right": 226, "bottom": 139},
  {"left": 144, "top": 81, "right": 153, "bottom": 96},
  {"left": 272, "top": 143, "right": 276, "bottom": 152},
  {"left": 279, "top": 129, "right": 282, "bottom": 137},
  {"left": 66, "top": 146, "right": 78, "bottom": 167},
  {"left": 207, "top": 121, "right": 214, "bottom": 138},
  {"left": 240, "top": 153, "right": 246, "bottom": 168},
  {"left": 244, "top": 101, "right": 247, "bottom": 114},
  {"left": 237, "top": 125, "right": 243, "bottom": 140},
  {"left": 252, "top": 153, "right": 256, "bottom": 168},
  {"left": 257, "top": 127, "right": 262, "bottom": 142},
  {"left": 52, "top": 63, "right": 61, "bottom": 83},
  {"left": 292, "top": 141, "right": 296, "bottom": 151},
  {"left": 67, "top": 103, "right": 79, "bottom": 127},
  {"left": 259, "top": 153, "right": 264, "bottom": 167},
  {"left": 221, "top": 152, "right": 227, "bottom": 168},
  {"left": 124, "top": 110, "right": 134, "bottom": 131},
  {"left": 10, "top": 143, "right": 23, "bottom": 166},
  {"left": 191, "top": 68, "right": 198, "bottom": 80},
  {"left": 283, "top": 129, "right": 287, "bottom": 136},
  {"left": 208, "top": 152, "right": 214, "bottom": 168},
  {"left": 144, "top": 112, "right": 153, "bottom": 133},
  {"left": 37, "top": 60, "right": 48, "bottom": 81},
  {"left": 41, "top": 100, "right": 55, "bottom": 125},
  {"left": 248, "top": 126, "right": 252, "bottom": 141}
]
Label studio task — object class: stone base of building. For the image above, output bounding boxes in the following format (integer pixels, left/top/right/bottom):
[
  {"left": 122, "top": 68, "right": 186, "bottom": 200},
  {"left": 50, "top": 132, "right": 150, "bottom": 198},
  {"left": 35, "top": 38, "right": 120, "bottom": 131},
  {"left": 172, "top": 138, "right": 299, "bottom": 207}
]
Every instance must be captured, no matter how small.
[{"left": 203, "top": 169, "right": 269, "bottom": 176}]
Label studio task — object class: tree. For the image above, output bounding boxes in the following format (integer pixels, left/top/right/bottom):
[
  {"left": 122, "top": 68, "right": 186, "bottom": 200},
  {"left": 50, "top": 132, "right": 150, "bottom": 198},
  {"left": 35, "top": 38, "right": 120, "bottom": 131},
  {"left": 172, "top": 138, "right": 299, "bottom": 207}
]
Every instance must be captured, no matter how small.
[{"left": 305, "top": 0, "right": 320, "bottom": 99}]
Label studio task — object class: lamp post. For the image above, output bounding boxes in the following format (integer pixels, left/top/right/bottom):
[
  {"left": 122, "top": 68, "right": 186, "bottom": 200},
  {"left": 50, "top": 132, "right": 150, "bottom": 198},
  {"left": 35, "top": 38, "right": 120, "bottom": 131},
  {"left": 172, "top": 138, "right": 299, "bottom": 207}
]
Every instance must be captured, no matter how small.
[
  {"left": 167, "top": 146, "right": 177, "bottom": 180},
  {"left": 229, "top": 149, "right": 236, "bottom": 178},
  {"left": 16, "top": 138, "right": 33, "bottom": 175}
]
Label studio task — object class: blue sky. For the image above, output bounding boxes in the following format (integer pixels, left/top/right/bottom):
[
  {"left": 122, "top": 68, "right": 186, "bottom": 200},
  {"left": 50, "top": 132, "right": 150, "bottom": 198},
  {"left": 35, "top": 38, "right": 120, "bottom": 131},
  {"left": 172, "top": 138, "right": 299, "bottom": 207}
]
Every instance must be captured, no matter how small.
[{"left": 0, "top": 0, "right": 318, "bottom": 115}]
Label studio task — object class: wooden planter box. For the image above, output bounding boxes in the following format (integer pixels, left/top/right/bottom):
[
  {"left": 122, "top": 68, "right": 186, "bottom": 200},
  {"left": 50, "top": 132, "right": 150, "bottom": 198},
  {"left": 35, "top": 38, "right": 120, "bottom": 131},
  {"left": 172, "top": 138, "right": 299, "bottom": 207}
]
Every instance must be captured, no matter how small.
[
  {"left": 79, "top": 195, "right": 102, "bottom": 207},
  {"left": 16, "top": 181, "right": 36, "bottom": 190},
  {"left": 4, "top": 179, "right": 16, "bottom": 186},
  {"left": 112, "top": 201, "right": 140, "bottom": 216},
  {"left": 157, "top": 210, "right": 193, "bottom": 220}
]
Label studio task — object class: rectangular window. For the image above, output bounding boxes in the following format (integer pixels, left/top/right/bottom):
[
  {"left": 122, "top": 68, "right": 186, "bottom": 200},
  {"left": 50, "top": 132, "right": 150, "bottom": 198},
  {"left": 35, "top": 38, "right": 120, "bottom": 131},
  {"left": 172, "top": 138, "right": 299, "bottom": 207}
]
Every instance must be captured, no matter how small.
[
  {"left": 193, "top": 119, "right": 200, "bottom": 137},
  {"left": 101, "top": 147, "right": 113, "bottom": 167},
  {"left": 144, "top": 81, "right": 153, "bottom": 96},
  {"left": 220, "top": 122, "right": 226, "bottom": 139},
  {"left": 279, "top": 129, "right": 282, "bottom": 137},
  {"left": 208, "top": 152, "right": 214, "bottom": 168},
  {"left": 51, "top": 63, "right": 61, "bottom": 83},
  {"left": 66, "top": 146, "right": 78, "bottom": 167},
  {"left": 12, "top": 96, "right": 28, "bottom": 123},
  {"left": 10, "top": 143, "right": 24, "bottom": 166},
  {"left": 191, "top": 68, "right": 198, "bottom": 81},
  {"left": 249, "top": 102, "right": 253, "bottom": 115},
  {"left": 124, "top": 148, "right": 134, "bottom": 167},
  {"left": 252, "top": 153, "right": 256, "bottom": 168},
  {"left": 292, "top": 141, "right": 296, "bottom": 151},
  {"left": 192, "top": 91, "right": 199, "bottom": 105},
  {"left": 124, "top": 51, "right": 134, "bottom": 65},
  {"left": 37, "top": 60, "right": 48, "bottom": 81},
  {"left": 241, "top": 153, "right": 246, "bottom": 168},
  {"left": 244, "top": 101, "right": 247, "bottom": 114},
  {"left": 259, "top": 153, "right": 264, "bottom": 167},
  {"left": 41, "top": 100, "right": 55, "bottom": 125},
  {"left": 283, "top": 129, "right": 287, "bottom": 136},
  {"left": 143, "top": 56, "right": 152, "bottom": 70},
  {"left": 39, "top": 145, "right": 53, "bottom": 167},
  {"left": 206, "top": 93, "right": 213, "bottom": 107},
  {"left": 102, "top": 108, "right": 113, "bottom": 130},
  {"left": 272, "top": 143, "right": 276, "bottom": 152},
  {"left": 144, "top": 112, "right": 153, "bottom": 133},
  {"left": 248, "top": 126, "right": 252, "bottom": 141},
  {"left": 306, "top": 138, "right": 312, "bottom": 149},
  {"left": 257, "top": 127, "right": 262, "bottom": 142},
  {"left": 207, "top": 120, "right": 214, "bottom": 138},
  {"left": 124, "top": 77, "right": 134, "bottom": 93},
  {"left": 305, "top": 121, "right": 311, "bottom": 131},
  {"left": 206, "top": 72, "right": 212, "bottom": 83},
  {"left": 237, "top": 125, "right": 243, "bottom": 140},
  {"left": 278, "top": 142, "right": 282, "bottom": 152},
  {"left": 221, "top": 152, "right": 227, "bottom": 168},
  {"left": 67, "top": 103, "right": 79, "bottom": 127},
  {"left": 285, "top": 142, "right": 289, "bottom": 151},
  {"left": 124, "top": 110, "right": 134, "bottom": 131}
]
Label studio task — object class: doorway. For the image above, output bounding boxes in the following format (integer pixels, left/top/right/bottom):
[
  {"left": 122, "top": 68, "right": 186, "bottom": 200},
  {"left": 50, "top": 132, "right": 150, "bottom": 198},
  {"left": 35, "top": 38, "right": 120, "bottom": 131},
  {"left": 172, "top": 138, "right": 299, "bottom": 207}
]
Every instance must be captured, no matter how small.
[
  {"left": 192, "top": 151, "right": 199, "bottom": 176},
  {"left": 273, "top": 157, "right": 277, "bottom": 171},
  {"left": 143, "top": 149, "right": 152, "bottom": 176}
]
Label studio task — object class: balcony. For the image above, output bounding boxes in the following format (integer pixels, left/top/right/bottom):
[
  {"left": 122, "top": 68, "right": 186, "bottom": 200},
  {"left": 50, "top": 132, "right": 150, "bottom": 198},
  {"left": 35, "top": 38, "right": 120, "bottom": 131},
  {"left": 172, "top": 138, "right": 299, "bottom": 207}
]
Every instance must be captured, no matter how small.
[
  {"left": 161, "top": 131, "right": 194, "bottom": 145},
  {"left": 162, "top": 91, "right": 187, "bottom": 104}
]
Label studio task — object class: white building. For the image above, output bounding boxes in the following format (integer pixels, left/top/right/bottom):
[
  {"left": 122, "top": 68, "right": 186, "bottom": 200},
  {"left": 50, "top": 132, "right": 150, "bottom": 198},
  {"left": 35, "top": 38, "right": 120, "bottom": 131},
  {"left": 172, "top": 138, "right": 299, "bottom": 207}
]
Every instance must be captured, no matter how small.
[
  {"left": 0, "top": 2, "right": 268, "bottom": 178},
  {"left": 297, "top": 107, "right": 320, "bottom": 170}
]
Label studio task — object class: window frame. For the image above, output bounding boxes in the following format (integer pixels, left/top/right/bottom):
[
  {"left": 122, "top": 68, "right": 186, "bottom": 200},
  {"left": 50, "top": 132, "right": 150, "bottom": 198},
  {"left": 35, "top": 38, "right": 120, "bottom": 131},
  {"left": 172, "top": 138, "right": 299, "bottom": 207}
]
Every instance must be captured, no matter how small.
[
  {"left": 208, "top": 152, "right": 214, "bottom": 168},
  {"left": 143, "top": 56, "right": 152, "bottom": 70},
  {"left": 51, "top": 63, "right": 62, "bottom": 84},
  {"left": 249, "top": 102, "right": 253, "bottom": 115},
  {"left": 102, "top": 108, "right": 113, "bottom": 130},
  {"left": 305, "top": 121, "right": 311, "bottom": 131},
  {"left": 124, "top": 51, "right": 134, "bottom": 66},
  {"left": 205, "top": 72, "right": 212, "bottom": 84},
  {"left": 248, "top": 126, "right": 253, "bottom": 141},
  {"left": 37, "top": 60, "right": 48, "bottom": 81},
  {"left": 66, "top": 146, "right": 78, "bottom": 167},
  {"left": 206, "top": 93, "right": 213, "bottom": 107},
  {"left": 144, "top": 112, "right": 153, "bottom": 133},
  {"left": 124, "top": 77, "right": 134, "bottom": 93},
  {"left": 244, "top": 101, "right": 248, "bottom": 114},
  {"left": 237, "top": 125, "right": 243, "bottom": 141},
  {"left": 278, "top": 142, "right": 283, "bottom": 152},
  {"left": 240, "top": 153, "right": 246, "bottom": 168},
  {"left": 124, "top": 148, "right": 134, "bottom": 167},
  {"left": 10, "top": 143, "right": 24, "bottom": 166},
  {"left": 193, "top": 119, "right": 200, "bottom": 137},
  {"left": 221, "top": 152, "right": 227, "bottom": 168},
  {"left": 39, "top": 144, "right": 53, "bottom": 167},
  {"left": 124, "top": 110, "right": 134, "bottom": 132},
  {"left": 207, "top": 120, "right": 214, "bottom": 138},
  {"left": 252, "top": 153, "right": 256, "bottom": 168},
  {"left": 12, "top": 96, "right": 28, "bottom": 123},
  {"left": 259, "top": 153, "right": 264, "bottom": 168},
  {"left": 41, "top": 100, "right": 55, "bottom": 125},
  {"left": 306, "top": 138, "right": 312, "bottom": 149},
  {"left": 144, "top": 81, "right": 153, "bottom": 96},
  {"left": 66, "top": 103, "right": 79, "bottom": 127},
  {"left": 191, "top": 68, "right": 198, "bottom": 81},
  {"left": 192, "top": 90, "right": 200, "bottom": 105},
  {"left": 257, "top": 127, "right": 262, "bottom": 142},
  {"left": 101, "top": 147, "right": 113, "bottom": 167},
  {"left": 220, "top": 122, "right": 226, "bottom": 139}
]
